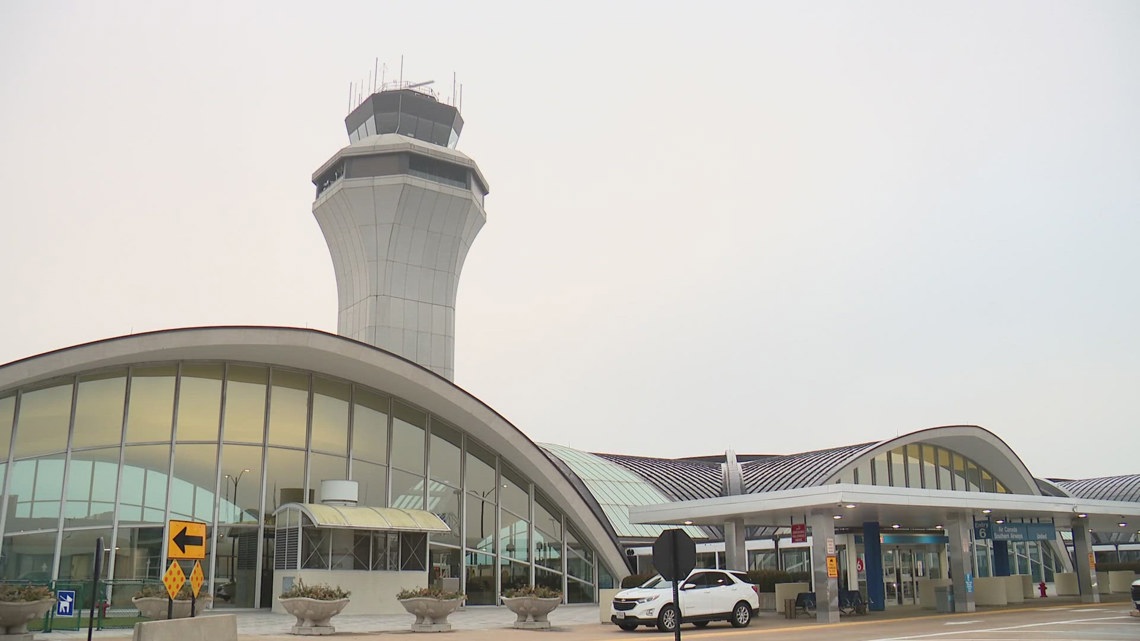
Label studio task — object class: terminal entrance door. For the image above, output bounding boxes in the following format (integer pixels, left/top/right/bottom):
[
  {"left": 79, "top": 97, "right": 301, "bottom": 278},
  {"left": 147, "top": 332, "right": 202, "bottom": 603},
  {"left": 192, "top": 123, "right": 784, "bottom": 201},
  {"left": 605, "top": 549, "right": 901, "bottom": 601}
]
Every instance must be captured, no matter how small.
[{"left": 882, "top": 547, "right": 943, "bottom": 605}]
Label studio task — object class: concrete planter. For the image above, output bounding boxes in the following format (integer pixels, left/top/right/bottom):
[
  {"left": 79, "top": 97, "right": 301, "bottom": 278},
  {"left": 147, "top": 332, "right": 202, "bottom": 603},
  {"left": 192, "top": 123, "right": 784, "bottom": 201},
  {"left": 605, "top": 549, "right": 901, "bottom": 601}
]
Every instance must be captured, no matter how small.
[
  {"left": 0, "top": 598, "right": 54, "bottom": 635},
  {"left": 598, "top": 588, "right": 620, "bottom": 623},
  {"left": 918, "top": 578, "right": 952, "bottom": 609},
  {"left": 1054, "top": 572, "right": 1079, "bottom": 596},
  {"left": 398, "top": 597, "right": 464, "bottom": 632},
  {"left": 278, "top": 597, "right": 350, "bottom": 635},
  {"left": 972, "top": 577, "right": 1007, "bottom": 606},
  {"left": 1004, "top": 576, "right": 1024, "bottom": 604},
  {"left": 1108, "top": 571, "right": 1137, "bottom": 594},
  {"left": 501, "top": 596, "right": 560, "bottom": 629},
  {"left": 773, "top": 583, "right": 809, "bottom": 614},
  {"left": 132, "top": 596, "right": 211, "bottom": 619}
]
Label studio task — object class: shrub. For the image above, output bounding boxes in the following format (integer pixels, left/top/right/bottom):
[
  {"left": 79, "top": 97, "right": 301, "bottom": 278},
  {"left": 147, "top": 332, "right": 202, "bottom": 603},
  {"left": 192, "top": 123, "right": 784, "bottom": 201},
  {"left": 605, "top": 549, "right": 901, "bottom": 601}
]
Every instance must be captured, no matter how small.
[
  {"left": 396, "top": 586, "right": 464, "bottom": 600},
  {"left": 280, "top": 578, "right": 350, "bottom": 600},
  {"left": 620, "top": 573, "right": 656, "bottom": 588},
  {"left": 0, "top": 584, "right": 54, "bottom": 601},
  {"left": 1093, "top": 562, "right": 1140, "bottom": 573},
  {"left": 745, "top": 569, "right": 811, "bottom": 593},
  {"left": 503, "top": 585, "right": 562, "bottom": 599},
  {"left": 134, "top": 583, "right": 197, "bottom": 600}
]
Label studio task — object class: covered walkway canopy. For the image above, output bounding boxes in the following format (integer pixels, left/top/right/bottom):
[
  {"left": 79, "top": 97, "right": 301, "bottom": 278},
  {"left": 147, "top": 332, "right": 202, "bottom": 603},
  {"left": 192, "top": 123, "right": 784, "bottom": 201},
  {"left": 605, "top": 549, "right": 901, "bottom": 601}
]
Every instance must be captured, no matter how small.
[
  {"left": 630, "top": 484, "right": 1140, "bottom": 621},
  {"left": 629, "top": 484, "right": 1140, "bottom": 533},
  {"left": 275, "top": 503, "right": 451, "bottom": 532}
]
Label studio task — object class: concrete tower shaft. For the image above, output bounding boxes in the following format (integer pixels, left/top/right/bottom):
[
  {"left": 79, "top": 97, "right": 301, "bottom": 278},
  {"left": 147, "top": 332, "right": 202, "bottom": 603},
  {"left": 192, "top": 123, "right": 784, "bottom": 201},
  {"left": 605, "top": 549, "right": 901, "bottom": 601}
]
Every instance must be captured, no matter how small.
[{"left": 312, "top": 89, "right": 488, "bottom": 381}]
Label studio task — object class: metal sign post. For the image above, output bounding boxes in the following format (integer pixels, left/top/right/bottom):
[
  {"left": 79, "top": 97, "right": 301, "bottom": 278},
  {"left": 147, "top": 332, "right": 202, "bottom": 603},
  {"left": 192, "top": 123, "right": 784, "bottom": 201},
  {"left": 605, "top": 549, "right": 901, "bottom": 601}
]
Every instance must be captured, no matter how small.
[
  {"left": 652, "top": 529, "right": 696, "bottom": 641},
  {"left": 88, "top": 537, "right": 103, "bottom": 641}
]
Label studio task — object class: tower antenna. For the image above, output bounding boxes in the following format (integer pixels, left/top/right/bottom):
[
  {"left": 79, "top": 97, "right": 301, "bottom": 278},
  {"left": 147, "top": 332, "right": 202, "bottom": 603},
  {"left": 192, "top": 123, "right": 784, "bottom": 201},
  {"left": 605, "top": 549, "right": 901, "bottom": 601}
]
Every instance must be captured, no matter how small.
[
  {"left": 399, "top": 54, "right": 404, "bottom": 86},
  {"left": 452, "top": 72, "right": 456, "bottom": 106},
  {"left": 373, "top": 57, "right": 379, "bottom": 93}
]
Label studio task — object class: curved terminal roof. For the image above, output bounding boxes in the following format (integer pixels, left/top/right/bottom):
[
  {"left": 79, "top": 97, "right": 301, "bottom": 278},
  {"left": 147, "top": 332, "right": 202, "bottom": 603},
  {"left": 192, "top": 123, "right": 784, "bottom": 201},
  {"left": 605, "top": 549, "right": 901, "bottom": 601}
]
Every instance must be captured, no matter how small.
[
  {"left": 743, "top": 442, "right": 878, "bottom": 493},
  {"left": 0, "top": 326, "right": 628, "bottom": 577},
  {"left": 540, "top": 444, "right": 708, "bottom": 540},
  {"left": 593, "top": 452, "right": 723, "bottom": 501},
  {"left": 1051, "top": 474, "right": 1140, "bottom": 503}
]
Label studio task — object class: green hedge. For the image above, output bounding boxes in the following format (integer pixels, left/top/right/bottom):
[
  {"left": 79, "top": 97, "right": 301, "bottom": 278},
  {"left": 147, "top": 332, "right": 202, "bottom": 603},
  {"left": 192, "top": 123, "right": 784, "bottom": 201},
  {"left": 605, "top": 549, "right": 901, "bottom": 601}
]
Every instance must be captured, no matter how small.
[
  {"left": 1094, "top": 562, "right": 1140, "bottom": 573},
  {"left": 620, "top": 574, "right": 656, "bottom": 588},
  {"left": 745, "top": 569, "right": 811, "bottom": 592}
]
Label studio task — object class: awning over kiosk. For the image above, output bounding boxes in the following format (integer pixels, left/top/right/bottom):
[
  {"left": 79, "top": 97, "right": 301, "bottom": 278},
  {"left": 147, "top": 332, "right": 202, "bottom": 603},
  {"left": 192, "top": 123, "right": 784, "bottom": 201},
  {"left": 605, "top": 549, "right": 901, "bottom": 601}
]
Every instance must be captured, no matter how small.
[{"left": 274, "top": 503, "right": 451, "bottom": 532}]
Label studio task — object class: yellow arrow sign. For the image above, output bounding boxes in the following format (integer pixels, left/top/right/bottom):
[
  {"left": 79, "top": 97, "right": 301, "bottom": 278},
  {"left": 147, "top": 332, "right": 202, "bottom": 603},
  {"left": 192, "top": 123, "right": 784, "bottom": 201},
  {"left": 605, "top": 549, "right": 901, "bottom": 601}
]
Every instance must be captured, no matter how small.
[{"left": 167, "top": 519, "right": 207, "bottom": 560}]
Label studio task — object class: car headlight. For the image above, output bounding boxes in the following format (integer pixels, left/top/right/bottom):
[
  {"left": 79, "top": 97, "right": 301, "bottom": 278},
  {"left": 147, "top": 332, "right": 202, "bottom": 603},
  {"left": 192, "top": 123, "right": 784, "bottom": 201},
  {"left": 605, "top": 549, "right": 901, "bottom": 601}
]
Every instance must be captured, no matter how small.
[{"left": 635, "top": 594, "right": 660, "bottom": 604}]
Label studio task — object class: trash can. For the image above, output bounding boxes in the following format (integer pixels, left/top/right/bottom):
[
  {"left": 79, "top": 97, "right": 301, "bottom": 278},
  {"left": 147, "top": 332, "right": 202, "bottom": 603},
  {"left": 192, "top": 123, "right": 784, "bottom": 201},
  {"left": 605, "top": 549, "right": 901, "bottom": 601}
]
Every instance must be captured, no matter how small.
[
  {"left": 784, "top": 598, "right": 797, "bottom": 619},
  {"left": 934, "top": 586, "right": 954, "bottom": 613}
]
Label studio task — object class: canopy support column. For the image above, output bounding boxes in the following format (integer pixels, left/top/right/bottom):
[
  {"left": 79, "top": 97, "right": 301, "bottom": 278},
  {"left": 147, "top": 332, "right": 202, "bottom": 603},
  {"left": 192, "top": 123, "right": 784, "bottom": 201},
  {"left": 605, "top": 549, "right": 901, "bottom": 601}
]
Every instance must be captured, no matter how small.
[
  {"left": 1071, "top": 516, "right": 1100, "bottom": 603},
  {"left": 810, "top": 511, "right": 839, "bottom": 623},
  {"left": 946, "top": 514, "right": 976, "bottom": 613}
]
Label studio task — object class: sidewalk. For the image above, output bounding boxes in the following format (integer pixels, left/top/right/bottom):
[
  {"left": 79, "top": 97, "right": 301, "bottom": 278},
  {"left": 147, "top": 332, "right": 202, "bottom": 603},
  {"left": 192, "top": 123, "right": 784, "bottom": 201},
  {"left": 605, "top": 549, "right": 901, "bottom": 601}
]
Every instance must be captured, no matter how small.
[{"left": 45, "top": 593, "right": 1134, "bottom": 640}]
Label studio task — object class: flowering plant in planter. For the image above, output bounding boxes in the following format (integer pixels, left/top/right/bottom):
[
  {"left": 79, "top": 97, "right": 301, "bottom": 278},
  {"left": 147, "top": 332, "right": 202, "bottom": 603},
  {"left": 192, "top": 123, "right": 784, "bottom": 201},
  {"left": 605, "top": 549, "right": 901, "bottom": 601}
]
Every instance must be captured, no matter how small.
[
  {"left": 0, "top": 585, "right": 54, "bottom": 602},
  {"left": 396, "top": 586, "right": 466, "bottom": 632},
  {"left": 132, "top": 583, "right": 211, "bottom": 619},
  {"left": 278, "top": 579, "right": 351, "bottom": 636},
  {"left": 135, "top": 584, "right": 195, "bottom": 600},
  {"left": 503, "top": 585, "right": 561, "bottom": 599},
  {"left": 0, "top": 584, "right": 56, "bottom": 636},
  {"left": 501, "top": 585, "right": 562, "bottom": 629},
  {"left": 396, "top": 586, "right": 465, "bottom": 600},
  {"left": 280, "top": 580, "right": 351, "bottom": 600}
]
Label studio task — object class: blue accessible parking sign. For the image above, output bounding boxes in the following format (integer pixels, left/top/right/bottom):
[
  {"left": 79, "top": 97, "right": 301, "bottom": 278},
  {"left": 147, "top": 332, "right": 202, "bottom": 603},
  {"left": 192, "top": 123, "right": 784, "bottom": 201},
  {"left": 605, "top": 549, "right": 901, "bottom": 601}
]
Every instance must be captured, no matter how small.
[{"left": 56, "top": 590, "right": 76, "bottom": 617}]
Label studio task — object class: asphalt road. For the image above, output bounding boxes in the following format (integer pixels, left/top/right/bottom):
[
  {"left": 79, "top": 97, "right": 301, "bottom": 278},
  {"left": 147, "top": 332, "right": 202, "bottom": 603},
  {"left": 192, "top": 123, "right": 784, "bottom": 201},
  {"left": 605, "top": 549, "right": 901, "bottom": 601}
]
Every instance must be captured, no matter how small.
[{"left": 605, "top": 603, "right": 1140, "bottom": 641}]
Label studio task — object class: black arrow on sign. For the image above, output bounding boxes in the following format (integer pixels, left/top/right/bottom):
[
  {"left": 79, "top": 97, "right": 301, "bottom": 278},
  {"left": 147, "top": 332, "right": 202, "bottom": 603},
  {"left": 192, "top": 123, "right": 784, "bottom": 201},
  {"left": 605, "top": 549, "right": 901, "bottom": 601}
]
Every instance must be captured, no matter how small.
[{"left": 172, "top": 526, "right": 204, "bottom": 554}]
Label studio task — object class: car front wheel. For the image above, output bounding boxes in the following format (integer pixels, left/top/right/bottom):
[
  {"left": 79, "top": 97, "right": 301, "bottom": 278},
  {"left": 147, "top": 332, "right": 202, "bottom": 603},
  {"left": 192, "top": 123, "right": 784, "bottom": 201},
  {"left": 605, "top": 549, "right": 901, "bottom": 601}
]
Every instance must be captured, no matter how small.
[
  {"left": 656, "top": 604, "right": 679, "bottom": 632},
  {"left": 617, "top": 622, "right": 638, "bottom": 631},
  {"left": 730, "top": 602, "right": 751, "bottom": 628}
]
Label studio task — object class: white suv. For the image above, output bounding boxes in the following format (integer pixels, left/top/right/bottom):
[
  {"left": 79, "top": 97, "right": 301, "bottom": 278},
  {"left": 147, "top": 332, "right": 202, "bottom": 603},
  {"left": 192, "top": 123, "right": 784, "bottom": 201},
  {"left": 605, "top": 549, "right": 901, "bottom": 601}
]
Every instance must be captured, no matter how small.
[{"left": 610, "top": 569, "right": 759, "bottom": 632}]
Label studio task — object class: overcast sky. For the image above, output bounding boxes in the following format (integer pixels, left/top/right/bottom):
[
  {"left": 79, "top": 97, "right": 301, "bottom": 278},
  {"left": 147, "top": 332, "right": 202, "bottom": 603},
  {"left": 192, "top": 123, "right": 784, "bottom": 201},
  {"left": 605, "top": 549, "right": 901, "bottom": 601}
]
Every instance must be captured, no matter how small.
[{"left": 1, "top": 1, "right": 1137, "bottom": 480}]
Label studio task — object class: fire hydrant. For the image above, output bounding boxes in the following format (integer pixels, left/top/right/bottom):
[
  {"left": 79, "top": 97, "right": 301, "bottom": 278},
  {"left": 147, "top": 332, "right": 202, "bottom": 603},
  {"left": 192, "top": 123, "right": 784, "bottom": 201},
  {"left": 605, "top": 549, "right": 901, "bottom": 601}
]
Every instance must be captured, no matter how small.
[{"left": 1038, "top": 581, "right": 1048, "bottom": 597}]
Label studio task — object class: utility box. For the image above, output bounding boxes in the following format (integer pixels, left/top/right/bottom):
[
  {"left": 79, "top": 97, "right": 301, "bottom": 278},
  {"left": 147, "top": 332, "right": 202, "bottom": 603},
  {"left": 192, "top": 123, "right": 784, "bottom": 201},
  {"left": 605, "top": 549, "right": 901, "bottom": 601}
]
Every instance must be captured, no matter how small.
[{"left": 934, "top": 586, "right": 954, "bottom": 613}]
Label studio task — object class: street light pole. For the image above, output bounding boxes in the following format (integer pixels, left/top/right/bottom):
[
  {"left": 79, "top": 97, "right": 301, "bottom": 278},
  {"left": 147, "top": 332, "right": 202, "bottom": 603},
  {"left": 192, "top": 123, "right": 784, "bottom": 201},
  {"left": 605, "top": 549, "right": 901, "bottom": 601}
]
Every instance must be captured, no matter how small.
[{"left": 224, "top": 469, "right": 251, "bottom": 581}]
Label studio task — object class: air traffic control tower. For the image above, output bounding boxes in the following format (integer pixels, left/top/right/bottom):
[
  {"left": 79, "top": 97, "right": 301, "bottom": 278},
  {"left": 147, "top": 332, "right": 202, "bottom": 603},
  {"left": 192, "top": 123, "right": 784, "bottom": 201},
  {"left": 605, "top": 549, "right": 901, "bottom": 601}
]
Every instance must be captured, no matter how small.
[{"left": 312, "top": 86, "right": 489, "bottom": 381}]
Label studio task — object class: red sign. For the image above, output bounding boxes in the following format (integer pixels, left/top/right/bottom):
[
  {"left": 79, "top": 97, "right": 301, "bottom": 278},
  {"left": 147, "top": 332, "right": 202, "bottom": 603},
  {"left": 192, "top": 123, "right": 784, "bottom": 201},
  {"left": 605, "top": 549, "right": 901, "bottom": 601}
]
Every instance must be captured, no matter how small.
[
  {"left": 856, "top": 557, "right": 865, "bottom": 573},
  {"left": 791, "top": 523, "right": 807, "bottom": 543}
]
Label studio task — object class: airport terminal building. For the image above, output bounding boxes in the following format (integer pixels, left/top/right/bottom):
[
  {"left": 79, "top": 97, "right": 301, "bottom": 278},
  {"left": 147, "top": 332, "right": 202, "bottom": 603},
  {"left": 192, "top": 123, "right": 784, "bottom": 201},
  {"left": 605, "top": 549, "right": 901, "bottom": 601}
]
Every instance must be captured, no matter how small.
[{"left": 1, "top": 86, "right": 1137, "bottom": 616}]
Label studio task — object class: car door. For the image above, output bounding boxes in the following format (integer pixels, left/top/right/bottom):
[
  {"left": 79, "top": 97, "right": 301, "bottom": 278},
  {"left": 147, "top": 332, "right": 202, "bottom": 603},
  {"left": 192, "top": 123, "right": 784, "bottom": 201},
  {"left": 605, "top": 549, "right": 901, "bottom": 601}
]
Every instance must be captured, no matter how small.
[
  {"left": 701, "top": 571, "right": 736, "bottom": 616},
  {"left": 679, "top": 571, "right": 713, "bottom": 617}
]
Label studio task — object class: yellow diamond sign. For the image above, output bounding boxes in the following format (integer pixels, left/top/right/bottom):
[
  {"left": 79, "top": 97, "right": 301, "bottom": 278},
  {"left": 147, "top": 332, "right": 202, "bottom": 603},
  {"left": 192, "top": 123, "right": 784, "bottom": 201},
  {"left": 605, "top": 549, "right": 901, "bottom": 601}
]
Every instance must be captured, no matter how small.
[
  {"left": 163, "top": 560, "right": 187, "bottom": 600},
  {"left": 189, "top": 561, "right": 204, "bottom": 598}
]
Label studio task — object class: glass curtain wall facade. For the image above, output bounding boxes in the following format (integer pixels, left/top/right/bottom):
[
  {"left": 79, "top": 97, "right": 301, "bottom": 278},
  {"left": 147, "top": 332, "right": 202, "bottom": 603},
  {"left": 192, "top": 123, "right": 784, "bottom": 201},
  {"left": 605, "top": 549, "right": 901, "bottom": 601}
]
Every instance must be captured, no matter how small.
[
  {"left": 0, "top": 362, "right": 600, "bottom": 606},
  {"left": 837, "top": 443, "right": 1013, "bottom": 493}
]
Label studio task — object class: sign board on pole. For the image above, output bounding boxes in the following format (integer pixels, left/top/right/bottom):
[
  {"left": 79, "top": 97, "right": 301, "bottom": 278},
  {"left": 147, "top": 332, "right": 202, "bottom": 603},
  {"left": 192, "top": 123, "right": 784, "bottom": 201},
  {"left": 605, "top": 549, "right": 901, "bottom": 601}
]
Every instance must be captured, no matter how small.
[
  {"left": 791, "top": 523, "right": 807, "bottom": 543},
  {"left": 826, "top": 537, "right": 836, "bottom": 555},
  {"left": 167, "top": 520, "right": 207, "bottom": 560},
  {"left": 825, "top": 556, "right": 838, "bottom": 579},
  {"left": 163, "top": 560, "right": 187, "bottom": 600},
  {"left": 56, "top": 590, "right": 76, "bottom": 617},
  {"left": 189, "top": 561, "right": 205, "bottom": 598},
  {"left": 651, "top": 529, "right": 696, "bottom": 581}
]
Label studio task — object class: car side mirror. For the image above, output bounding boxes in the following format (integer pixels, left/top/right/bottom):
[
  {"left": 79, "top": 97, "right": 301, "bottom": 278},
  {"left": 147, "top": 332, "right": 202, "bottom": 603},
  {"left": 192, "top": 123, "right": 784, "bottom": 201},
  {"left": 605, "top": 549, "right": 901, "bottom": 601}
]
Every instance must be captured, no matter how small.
[{"left": 682, "top": 583, "right": 697, "bottom": 590}]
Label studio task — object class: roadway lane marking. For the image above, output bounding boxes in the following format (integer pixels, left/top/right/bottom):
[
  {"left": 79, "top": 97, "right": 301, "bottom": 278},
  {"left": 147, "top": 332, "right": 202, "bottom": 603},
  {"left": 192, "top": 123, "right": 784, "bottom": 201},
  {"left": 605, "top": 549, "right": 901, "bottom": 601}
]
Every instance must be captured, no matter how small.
[
  {"left": 863, "top": 614, "right": 1130, "bottom": 640},
  {"left": 942, "top": 621, "right": 982, "bottom": 625}
]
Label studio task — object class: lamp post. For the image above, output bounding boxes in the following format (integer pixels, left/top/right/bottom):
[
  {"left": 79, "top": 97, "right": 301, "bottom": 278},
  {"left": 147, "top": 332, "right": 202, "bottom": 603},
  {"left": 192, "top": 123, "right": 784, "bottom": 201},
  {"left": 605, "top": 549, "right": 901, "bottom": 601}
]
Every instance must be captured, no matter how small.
[{"left": 224, "top": 469, "right": 251, "bottom": 579}]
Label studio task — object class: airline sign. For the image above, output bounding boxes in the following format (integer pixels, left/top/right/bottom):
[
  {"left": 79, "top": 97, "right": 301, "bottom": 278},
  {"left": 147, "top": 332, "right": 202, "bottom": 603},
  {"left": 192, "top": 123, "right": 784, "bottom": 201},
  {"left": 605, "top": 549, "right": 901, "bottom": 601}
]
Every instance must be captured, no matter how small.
[{"left": 973, "top": 521, "right": 1054, "bottom": 542}]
